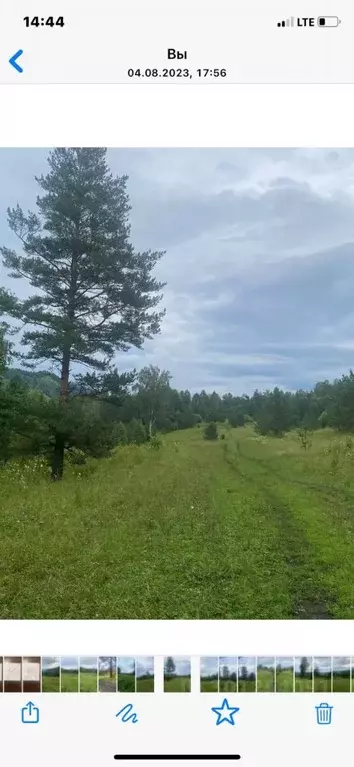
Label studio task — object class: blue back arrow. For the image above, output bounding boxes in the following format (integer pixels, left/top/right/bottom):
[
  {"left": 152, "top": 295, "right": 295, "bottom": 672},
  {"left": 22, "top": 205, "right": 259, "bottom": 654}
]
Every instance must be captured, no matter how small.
[{"left": 9, "top": 49, "right": 24, "bottom": 73}]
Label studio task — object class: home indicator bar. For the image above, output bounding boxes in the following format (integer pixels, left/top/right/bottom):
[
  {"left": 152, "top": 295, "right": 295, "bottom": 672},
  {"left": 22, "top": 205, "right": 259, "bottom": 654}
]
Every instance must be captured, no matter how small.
[{"left": 113, "top": 757, "right": 242, "bottom": 762}]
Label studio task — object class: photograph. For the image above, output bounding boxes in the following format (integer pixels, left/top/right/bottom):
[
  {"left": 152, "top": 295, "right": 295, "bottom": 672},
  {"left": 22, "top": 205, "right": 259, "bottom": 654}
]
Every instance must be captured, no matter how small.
[
  {"left": 22, "top": 657, "right": 41, "bottom": 694},
  {"left": 295, "top": 657, "right": 313, "bottom": 692},
  {"left": 3, "top": 657, "right": 21, "bottom": 693},
  {"left": 41, "top": 657, "right": 60, "bottom": 693},
  {"left": 164, "top": 656, "right": 191, "bottom": 692},
  {"left": 0, "top": 657, "right": 2, "bottom": 692},
  {"left": 136, "top": 657, "right": 154, "bottom": 692},
  {"left": 332, "top": 657, "right": 350, "bottom": 692},
  {"left": 60, "top": 657, "right": 79, "bottom": 693},
  {"left": 275, "top": 657, "right": 294, "bottom": 692},
  {"left": 200, "top": 657, "right": 219, "bottom": 693},
  {"left": 313, "top": 658, "right": 332, "bottom": 693},
  {"left": 98, "top": 657, "right": 117, "bottom": 693},
  {"left": 79, "top": 657, "right": 98, "bottom": 693},
  {"left": 117, "top": 657, "right": 136, "bottom": 692},
  {"left": 2, "top": 148, "right": 354, "bottom": 619},
  {"left": 257, "top": 657, "right": 275, "bottom": 692},
  {"left": 219, "top": 657, "right": 237, "bottom": 693},
  {"left": 238, "top": 657, "right": 256, "bottom": 693}
]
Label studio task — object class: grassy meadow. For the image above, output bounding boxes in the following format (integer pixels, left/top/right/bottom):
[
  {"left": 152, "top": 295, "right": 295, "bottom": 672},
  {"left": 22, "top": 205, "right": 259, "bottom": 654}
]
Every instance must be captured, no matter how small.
[
  {"left": 79, "top": 670, "right": 98, "bottom": 692},
  {"left": 60, "top": 671, "right": 79, "bottom": 693},
  {"left": 136, "top": 676, "right": 154, "bottom": 692},
  {"left": 2, "top": 424, "right": 354, "bottom": 618},
  {"left": 275, "top": 669, "right": 294, "bottom": 692},
  {"left": 200, "top": 679, "right": 218, "bottom": 692},
  {"left": 164, "top": 676, "right": 191, "bottom": 692},
  {"left": 41, "top": 675, "right": 60, "bottom": 692}
]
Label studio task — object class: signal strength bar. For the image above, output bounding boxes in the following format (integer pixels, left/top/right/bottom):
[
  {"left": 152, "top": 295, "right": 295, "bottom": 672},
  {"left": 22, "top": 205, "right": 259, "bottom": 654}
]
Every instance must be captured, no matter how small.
[{"left": 277, "top": 17, "right": 295, "bottom": 27}]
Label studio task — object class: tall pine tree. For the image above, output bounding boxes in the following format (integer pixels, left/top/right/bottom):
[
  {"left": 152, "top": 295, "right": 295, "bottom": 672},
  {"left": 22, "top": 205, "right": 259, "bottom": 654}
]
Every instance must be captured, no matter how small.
[{"left": 0, "top": 148, "right": 165, "bottom": 479}]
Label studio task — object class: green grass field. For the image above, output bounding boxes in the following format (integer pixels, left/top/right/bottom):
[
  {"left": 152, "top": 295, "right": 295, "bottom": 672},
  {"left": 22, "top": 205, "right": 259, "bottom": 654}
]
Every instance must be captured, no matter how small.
[
  {"left": 257, "top": 669, "right": 275, "bottom": 692},
  {"left": 136, "top": 676, "right": 154, "bottom": 692},
  {"left": 219, "top": 679, "right": 237, "bottom": 692},
  {"left": 200, "top": 679, "right": 218, "bottom": 692},
  {"left": 238, "top": 678, "right": 256, "bottom": 692},
  {"left": 332, "top": 676, "right": 350, "bottom": 692},
  {"left": 60, "top": 671, "right": 79, "bottom": 692},
  {"left": 275, "top": 669, "right": 294, "bottom": 692},
  {"left": 164, "top": 676, "right": 191, "bottom": 692},
  {"left": 79, "top": 670, "right": 98, "bottom": 692},
  {"left": 42, "top": 674, "right": 60, "bottom": 692},
  {"left": 118, "top": 673, "right": 135, "bottom": 692},
  {"left": 2, "top": 425, "right": 354, "bottom": 618},
  {"left": 295, "top": 676, "right": 313, "bottom": 692},
  {"left": 313, "top": 675, "right": 332, "bottom": 692}
]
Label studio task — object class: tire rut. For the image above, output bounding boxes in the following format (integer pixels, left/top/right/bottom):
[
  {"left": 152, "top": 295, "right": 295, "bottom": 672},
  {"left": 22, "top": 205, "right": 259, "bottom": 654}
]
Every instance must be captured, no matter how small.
[{"left": 228, "top": 441, "right": 335, "bottom": 619}]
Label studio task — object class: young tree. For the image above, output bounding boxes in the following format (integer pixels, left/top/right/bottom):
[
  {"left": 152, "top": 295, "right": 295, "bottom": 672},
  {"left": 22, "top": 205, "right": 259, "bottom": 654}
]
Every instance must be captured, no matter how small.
[
  {"left": 299, "top": 657, "right": 309, "bottom": 678},
  {"left": 128, "top": 418, "right": 148, "bottom": 445},
  {"left": 133, "top": 365, "right": 172, "bottom": 438},
  {"left": 0, "top": 324, "right": 33, "bottom": 462},
  {"left": 241, "top": 665, "right": 248, "bottom": 681},
  {"left": 204, "top": 422, "right": 218, "bottom": 440},
  {"left": 113, "top": 421, "right": 128, "bottom": 445},
  {"left": 165, "top": 657, "right": 176, "bottom": 677},
  {"left": 0, "top": 148, "right": 165, "bottom": 479},
  {"left": 222, "top": 665, "right": 229, "bottom": 679},
  {"left": 108, "top": 657, "right": 115, "bottom": 679}
]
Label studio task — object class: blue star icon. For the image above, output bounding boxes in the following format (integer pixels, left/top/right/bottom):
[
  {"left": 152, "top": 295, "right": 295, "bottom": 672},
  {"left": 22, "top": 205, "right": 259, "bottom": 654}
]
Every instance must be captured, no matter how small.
[{"left": 211, "top": 698, "right": 240, "bottom": 726}]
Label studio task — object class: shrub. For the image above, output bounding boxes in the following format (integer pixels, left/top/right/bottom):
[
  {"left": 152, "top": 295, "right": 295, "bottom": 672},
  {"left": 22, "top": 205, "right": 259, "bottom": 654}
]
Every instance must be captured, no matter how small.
[
  {"left": 297, "top": 427, "right": 313, "bottom": 450},
  {"left": 204, "top": 422, "right": 218, "bottom": 440},
  {"left": 113, "top": 421, "right": 128, "bottom": 445},
  {"left": 127, "top": 418, "right": 148, "bottom": 445},
  {"left": 66, "top": 447, "right": 86, "bottom": 465},
  {"left": 228, "top": 413, "right": 245, "bottom": 428},
  {"left": 150, "top": 434, "right": 162, "bottom": 449}
]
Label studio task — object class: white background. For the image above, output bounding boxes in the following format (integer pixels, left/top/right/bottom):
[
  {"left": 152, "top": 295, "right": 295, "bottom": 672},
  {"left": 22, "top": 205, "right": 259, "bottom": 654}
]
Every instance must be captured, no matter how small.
[{"left": 0, "top": 85, "right": 354, "bottom": 147}]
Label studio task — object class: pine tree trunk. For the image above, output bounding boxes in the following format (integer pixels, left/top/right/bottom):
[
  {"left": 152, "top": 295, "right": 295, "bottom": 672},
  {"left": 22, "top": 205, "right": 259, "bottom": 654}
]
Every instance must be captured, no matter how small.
[
  {"left": 51, "top": 347, "right": 70, "bottom": 481},
  {"left": 51, "top": 433, "right": 65, "bottom": 481}
]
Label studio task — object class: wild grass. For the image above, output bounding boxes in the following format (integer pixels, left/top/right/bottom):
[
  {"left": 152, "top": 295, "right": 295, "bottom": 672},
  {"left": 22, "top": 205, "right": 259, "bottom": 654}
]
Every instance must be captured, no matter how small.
[{"left": 1, "top": 426, "right": 354, "bottom": 618}]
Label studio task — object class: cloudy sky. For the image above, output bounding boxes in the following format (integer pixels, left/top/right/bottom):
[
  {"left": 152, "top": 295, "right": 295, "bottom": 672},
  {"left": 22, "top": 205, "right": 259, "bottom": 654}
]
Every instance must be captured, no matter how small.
[
  {"left": 238, "top": 657, "right": 256, "bottom": 673},
  {"left": 80, "top": 657, "right": 98, "bottom": 671},
  {"left": 99, "top": 656, "right": 117, "bottom": 672},
  {"left": 118, "top": 657, "right": 135, "bottom": 674},
  {"left": 136, "top": 657, "right": 154, "bottom": 677},
  {"left": 201, "top": 657, "right": 218, "bottom": 677},
  {"left": 257, "top": 657, "right": 275, "bottom": 670},
  {"left": 61, "top": 656, "right": 78, "bottom": 671},
  {"left": 42, "top": 656, "right": 60, "bottom": 671},
  {"left": 1, "top": 148, "right": 354, "bottom": 395},
  {"left": 276, "top": 657, "right": 293, "bottom": 670},
  {"left": 219, "top": 656, "right": 237, "bottom": 674},
  {"left": 164, "top": 656, "right": 191, "bottom": 676}
]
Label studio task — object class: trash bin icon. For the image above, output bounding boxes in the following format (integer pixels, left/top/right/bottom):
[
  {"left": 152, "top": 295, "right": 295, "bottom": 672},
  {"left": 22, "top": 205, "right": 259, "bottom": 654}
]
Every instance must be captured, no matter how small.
[{"left": 315, "top": 703, "right": 333, "bottom": 725}]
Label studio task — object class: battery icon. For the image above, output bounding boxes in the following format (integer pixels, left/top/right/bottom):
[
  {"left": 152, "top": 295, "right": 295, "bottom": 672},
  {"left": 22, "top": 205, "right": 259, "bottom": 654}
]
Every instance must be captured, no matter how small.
[{"left": 317, "top": 16, "right": 341, "bottom": 26}]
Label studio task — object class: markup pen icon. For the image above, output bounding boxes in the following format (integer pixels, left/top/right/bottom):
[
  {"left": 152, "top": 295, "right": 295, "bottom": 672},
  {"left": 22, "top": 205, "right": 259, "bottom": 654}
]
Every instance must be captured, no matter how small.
[{"left": 315, "top": 702, "right": 333, "bottom": 725}]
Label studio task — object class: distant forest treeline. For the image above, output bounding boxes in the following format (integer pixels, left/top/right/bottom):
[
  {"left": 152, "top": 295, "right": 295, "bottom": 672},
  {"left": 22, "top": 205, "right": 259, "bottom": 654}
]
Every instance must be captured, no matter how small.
[{"left": 3, "top": 360, "right": 354, "bottom": 455}]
